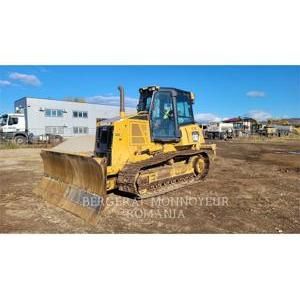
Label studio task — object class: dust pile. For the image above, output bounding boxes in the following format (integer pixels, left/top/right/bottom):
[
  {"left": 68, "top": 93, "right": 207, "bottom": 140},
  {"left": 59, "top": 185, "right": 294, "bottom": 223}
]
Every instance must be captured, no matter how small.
[{"left": 52, "top": 135, "right": 95, "bottom": 154}]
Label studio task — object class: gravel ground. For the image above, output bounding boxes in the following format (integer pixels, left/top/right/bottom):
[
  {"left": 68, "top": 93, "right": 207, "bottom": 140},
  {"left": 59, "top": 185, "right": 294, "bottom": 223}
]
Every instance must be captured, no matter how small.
[{"left": 0, "top": 138, "right": 299, "bottom": 233}]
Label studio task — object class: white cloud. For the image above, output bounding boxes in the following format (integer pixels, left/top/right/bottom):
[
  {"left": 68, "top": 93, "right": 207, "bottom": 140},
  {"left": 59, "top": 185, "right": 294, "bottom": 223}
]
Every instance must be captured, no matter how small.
[
  {"left": 87, "top": 95, "right": 138, "bottom": 107},
  {"left": 9, "top": 72, "right": 41, "bottom": 86},
  {"left": 246, "top": 90, "right": 265, "bottom": 97},
  {"left": 195, "top": 110, "right": 272, "bottom": 123},
  {"left": 194, "top": 113, "right": 222, "bottom": 123},
  {"left": 0, "top": 80, "right": 11, "bottom": 87},
  {"left": 246, "top": 110, "right": 272, "bottom": 121}
]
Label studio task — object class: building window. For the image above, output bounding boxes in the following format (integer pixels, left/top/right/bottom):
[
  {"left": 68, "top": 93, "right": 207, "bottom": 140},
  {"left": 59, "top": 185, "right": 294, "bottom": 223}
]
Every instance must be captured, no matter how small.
[
  {"left": 45, "top": 126, "right": 64, "bottom": 135},
  {"left": 73, "top": 127, "right": 89, "bottom": 134},
  {"left": 45, "top": 109, "right": 51, "bottom": 117},
  {"left": 73, "top": 111, "right": 88, "bottom": 118},
  {"left": 45, "top": 109, "right": 64, "bottom": 117}
]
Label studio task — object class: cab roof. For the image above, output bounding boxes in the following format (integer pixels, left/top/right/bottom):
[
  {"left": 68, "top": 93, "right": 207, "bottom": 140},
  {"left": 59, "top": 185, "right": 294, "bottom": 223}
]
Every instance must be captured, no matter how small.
[{"left": 140, "top": 86, "right": 191, "bottom": 94}]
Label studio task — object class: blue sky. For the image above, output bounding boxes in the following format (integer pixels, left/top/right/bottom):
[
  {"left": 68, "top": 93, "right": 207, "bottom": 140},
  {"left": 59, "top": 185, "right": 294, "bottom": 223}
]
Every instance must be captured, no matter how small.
[{"left": 0, "top": 66, "right": 299, "bottom": 122}]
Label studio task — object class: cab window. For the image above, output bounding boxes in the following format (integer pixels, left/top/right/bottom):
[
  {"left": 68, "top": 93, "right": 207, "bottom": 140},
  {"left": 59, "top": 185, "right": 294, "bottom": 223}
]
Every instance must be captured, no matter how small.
[
  {"left": 8, "top": 117, "right": 19, "bottom": 125},
  {"left": 176, "top": 93, "right": 194, "bottom": 125},
  {"left": 150, "top": 91, "right": 177, "bottom": 140},
  {"left": 0, "top": 115, "right": 8, "bottom": 126},
  {"left": 137, "top": 95, "right": 152, "bottom": 112}
]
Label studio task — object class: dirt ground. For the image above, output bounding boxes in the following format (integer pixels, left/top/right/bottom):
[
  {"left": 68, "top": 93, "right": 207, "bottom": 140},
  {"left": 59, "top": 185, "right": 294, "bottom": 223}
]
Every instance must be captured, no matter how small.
[{"left": 0, "top": 138, "right": 299, "bottom": 233}]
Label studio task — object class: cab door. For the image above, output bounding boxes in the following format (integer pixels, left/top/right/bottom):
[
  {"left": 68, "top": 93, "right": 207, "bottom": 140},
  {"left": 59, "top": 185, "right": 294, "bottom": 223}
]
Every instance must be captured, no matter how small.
[
  {"left": 7, "top": 116, "right": 19, "bottom": 133},
  {"left": 150, "top": 91, "right": 180, "bottom": 142}
]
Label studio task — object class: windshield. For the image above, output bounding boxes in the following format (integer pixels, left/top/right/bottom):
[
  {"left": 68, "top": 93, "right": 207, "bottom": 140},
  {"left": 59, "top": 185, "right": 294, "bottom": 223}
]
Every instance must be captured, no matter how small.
[{"left": 0, "top": 114, "right": 8, "bottom": 126}]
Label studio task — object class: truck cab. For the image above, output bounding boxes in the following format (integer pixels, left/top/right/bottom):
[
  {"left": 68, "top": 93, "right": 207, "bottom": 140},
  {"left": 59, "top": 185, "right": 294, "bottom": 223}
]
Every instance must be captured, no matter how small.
[
  {"left": 0, "top": 113, "right": 27, "bottom": 144},
  {"left": 205, "top": 122, "right": 234, "bottom": 140}
]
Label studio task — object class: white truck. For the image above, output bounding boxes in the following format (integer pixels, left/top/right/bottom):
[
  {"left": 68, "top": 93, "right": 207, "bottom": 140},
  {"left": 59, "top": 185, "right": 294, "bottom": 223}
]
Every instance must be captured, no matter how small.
[
  {"left": 258, "top": 124, "right": 293, "bottom": 137},
  {"left": 0, "top": 113, "right": 60, "bottom": 144},
  {"left": 0, "top": 113, "right": 29, "bottom": 144},
  {"left": 205, "top": 122, "right": 234, "bottom": 140}
]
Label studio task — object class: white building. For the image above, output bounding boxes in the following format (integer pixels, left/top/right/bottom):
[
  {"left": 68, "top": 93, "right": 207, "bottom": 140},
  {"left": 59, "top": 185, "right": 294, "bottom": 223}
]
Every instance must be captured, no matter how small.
[{"left": 14, "top": 97, "right": 135, "bottom": 137}]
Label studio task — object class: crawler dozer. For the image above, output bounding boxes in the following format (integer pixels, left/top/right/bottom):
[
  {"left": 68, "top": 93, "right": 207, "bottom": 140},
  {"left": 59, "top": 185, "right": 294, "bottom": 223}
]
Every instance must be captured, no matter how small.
[{"left": 35, "top": 86, "right": 216, "bottom": 224}]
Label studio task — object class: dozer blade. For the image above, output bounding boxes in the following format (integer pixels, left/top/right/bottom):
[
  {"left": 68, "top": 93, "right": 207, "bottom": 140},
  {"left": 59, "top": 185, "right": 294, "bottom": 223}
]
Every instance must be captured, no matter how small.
[{"left": 34, "top": 150, "right": 107, "bottom": 225}]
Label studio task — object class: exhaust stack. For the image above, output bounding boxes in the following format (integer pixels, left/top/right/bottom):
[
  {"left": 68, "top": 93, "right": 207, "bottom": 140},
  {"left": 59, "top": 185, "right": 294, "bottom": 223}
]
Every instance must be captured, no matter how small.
[{"left": 118, "top": 86, "right": 125, "bottom": 119}]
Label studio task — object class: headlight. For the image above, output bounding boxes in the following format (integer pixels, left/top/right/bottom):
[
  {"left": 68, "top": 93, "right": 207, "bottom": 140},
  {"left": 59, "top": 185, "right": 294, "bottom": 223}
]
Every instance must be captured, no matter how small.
[{"left": 192, "top": 131, "right": 199, "bottom": 142}]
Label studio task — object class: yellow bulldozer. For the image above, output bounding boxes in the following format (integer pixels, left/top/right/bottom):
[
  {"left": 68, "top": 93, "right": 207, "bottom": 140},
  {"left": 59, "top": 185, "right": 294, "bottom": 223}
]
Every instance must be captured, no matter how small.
[{"left": 35, "top": 86, "right": 216, "bottom": 224}]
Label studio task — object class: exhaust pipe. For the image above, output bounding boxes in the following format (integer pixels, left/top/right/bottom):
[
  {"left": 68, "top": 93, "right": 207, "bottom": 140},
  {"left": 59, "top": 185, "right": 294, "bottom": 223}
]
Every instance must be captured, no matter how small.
[{"left": 118, "top": 86, "right": 125, "bottom": 119}]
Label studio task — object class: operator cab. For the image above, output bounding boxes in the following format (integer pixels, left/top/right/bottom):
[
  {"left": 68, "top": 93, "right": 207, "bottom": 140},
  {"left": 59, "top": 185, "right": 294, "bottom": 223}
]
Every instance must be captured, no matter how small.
[
  {"left": 138, "top": 86, "right": 196, "bottom": 142},
  {"left": 0, "top": 114, "right": 20, "bottom": 126}
]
